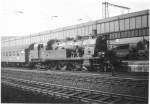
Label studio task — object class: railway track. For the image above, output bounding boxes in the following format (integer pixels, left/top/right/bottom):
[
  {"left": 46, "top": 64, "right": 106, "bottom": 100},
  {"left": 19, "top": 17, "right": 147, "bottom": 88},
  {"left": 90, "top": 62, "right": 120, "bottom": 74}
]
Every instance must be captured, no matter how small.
[
  {"left": 2, "top": 68, "right": 148, "bottom": 98},
  {"left": 2, "top": 76, "right": 147, "bottom": 104},
  {"left": 2, "top": 68, "right": 148, "bottom": 87}
]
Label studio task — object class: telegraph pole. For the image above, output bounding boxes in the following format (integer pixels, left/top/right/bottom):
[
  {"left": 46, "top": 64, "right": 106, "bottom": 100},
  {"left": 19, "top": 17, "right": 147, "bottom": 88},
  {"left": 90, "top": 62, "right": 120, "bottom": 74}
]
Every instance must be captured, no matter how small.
[{"left": 102, "top": 2, "right": 130, "bottom": 18}]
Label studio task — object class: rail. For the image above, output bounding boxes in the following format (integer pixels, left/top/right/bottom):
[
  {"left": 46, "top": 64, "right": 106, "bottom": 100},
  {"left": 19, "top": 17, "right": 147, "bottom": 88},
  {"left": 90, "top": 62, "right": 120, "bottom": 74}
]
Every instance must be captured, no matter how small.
[{"left": 2, "top": 76, "right": 147, "bottom": 104}]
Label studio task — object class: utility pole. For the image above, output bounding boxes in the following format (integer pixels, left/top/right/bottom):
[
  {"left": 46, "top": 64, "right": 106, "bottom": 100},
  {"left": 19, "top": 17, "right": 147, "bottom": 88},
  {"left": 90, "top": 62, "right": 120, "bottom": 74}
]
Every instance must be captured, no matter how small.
[{"left": 102, "top": 2, "right": 130, "bottom": 18}]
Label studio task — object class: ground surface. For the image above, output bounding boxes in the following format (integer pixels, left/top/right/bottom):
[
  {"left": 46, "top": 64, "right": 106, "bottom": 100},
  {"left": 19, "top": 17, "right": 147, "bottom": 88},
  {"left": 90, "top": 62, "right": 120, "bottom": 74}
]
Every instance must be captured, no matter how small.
[{"left": 1, "top": 67, "right": 148, "bottom": 103}]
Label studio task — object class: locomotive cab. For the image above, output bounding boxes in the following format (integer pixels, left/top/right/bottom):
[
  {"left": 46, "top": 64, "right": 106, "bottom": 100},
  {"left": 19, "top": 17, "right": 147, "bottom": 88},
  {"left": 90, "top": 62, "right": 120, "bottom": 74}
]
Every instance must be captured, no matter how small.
[
  {"left": 83, "top": 38, "right": 96, "bottom": 58},
  {"left": 29, "top": 43, "right": 46, "bottom": 62}
]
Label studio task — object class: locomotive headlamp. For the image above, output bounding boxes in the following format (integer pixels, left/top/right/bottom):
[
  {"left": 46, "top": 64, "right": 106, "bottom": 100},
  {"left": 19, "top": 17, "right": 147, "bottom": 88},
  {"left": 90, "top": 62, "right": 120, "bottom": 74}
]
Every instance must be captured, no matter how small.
[
  {"left": 115, "top": 39, "right": 119, "bottom": 42},
  {"left": 102, "top": 52, "right": 105, "bottom": 55},
  {"left": 21, "top": 50, "right": 24, "bottom": 54}
]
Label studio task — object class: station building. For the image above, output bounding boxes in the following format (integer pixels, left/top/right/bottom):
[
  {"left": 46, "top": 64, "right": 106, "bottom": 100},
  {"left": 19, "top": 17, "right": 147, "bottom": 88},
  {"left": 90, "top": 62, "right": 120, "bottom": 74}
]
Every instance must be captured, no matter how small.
[{"left": 1, "top": 9, "right": 149, "bottom": 49}]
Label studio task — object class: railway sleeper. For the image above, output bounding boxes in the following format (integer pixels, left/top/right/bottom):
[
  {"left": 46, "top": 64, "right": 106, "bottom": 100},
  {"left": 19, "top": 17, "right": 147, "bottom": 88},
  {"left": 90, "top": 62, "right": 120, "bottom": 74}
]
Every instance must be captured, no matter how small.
[{"left": 2, "top": 77, "right": 148, "bottom": 104}]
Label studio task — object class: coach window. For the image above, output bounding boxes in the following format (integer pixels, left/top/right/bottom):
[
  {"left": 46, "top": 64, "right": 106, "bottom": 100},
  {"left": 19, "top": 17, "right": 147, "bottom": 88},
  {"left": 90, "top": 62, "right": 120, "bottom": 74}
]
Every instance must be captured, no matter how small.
[
  {"left": 125, "top": 19, "right": 129, "bottom": 30},
  {"left": 142, "top": 15, "right": 148, "bottom": 28},
  {"left": 136, "top": 16, "right": 141, "bottom": 29},
  {"left": 120, "top": 20, "right": 125, "bottom": 31},
  {"left": 130, "top": 17, "right": 135, "bottom": 29}
]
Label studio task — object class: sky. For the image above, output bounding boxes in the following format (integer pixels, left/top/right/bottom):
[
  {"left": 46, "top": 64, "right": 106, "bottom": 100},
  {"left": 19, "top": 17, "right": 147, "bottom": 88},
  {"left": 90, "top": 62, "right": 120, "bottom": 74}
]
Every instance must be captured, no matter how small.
[{"left": 0, "top": 0, "right": 149, "bottom": 36}]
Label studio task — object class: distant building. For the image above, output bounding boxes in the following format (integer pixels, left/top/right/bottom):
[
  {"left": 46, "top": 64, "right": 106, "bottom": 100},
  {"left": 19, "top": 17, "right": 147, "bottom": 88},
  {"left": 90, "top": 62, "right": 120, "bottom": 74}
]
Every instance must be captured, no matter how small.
[
  {"left": 1, "top": 36, "right": 19, "bottom": 41},
  {"left": 1, "top": 9, "right": 149, "bottom": 49}
]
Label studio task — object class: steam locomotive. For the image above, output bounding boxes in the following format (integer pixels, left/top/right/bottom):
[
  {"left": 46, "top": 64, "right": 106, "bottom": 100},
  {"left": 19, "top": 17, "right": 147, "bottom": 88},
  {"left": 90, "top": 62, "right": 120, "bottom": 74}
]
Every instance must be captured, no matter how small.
[
  {"left": 2, "top": 34, "right": 148, "bottom": 72},
  {"left": 2, "top": 35, "right": 121, "bottom": 72}
]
